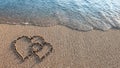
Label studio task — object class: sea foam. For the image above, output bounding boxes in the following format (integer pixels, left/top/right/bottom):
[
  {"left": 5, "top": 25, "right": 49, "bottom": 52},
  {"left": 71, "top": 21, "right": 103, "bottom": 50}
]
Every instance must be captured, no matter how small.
[{"left": 0, "top": 0, "right": 120, "bottom": 31}]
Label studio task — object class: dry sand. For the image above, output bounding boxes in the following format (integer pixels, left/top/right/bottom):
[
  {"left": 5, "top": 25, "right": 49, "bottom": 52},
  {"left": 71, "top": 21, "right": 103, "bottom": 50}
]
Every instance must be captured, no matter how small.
[{"left": 0, "top": 24, "right": 120, "bottom": 68}]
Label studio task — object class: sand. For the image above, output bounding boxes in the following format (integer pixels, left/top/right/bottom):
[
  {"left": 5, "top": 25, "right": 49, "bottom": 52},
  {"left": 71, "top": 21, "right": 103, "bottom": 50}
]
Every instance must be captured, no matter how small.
[{"left": 0, "top": 24, "right": 120, "bottom": 68}]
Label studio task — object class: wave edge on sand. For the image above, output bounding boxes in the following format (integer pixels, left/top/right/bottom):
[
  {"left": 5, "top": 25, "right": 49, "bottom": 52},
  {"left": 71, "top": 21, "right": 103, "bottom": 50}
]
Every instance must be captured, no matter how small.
[{"left": 0, "top": 0, "right": 120, "bottom": 31}]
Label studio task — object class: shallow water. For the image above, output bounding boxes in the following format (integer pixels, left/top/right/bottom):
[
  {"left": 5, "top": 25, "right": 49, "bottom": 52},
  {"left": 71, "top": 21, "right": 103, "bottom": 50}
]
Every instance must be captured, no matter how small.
[{"left": 0, "top": 0, "right": 120, "bottom": 31}]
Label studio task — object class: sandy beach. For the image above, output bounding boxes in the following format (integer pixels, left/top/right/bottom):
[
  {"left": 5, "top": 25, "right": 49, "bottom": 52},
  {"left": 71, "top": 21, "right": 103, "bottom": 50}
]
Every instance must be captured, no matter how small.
[{"left": 0, "top": 24, "right": 120, "bottom": 68}]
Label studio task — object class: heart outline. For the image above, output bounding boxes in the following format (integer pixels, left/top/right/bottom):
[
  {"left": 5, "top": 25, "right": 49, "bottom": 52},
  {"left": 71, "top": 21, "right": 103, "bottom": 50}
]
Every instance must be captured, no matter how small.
[{"left": 10, "top": 35, "right": 53, "bottom": 63}]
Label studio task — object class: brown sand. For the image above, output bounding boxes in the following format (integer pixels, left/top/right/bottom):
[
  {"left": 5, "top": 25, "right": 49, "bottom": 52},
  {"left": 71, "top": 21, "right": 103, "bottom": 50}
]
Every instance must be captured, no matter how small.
[{"left": 0, "top": 24, "right": 120, "bottom": 68}]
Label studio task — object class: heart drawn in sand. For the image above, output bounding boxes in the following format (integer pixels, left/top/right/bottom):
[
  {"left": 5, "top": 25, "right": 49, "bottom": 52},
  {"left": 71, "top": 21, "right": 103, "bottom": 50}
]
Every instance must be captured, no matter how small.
[{"left": 10, "top": 36, "right": 53, "bottom": 63}]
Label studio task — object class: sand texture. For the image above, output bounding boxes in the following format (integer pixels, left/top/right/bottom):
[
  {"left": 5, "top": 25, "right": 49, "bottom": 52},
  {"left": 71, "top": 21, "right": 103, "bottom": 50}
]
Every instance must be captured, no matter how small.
[{"left": 0, "top": 24, "right": 120, "bottom": 68}]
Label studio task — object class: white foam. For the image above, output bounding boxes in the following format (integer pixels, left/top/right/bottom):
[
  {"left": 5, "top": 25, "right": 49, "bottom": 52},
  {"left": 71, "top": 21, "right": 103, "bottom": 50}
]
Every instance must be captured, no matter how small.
[{"left": 55, "top": 0, "right": 120, "bottom": 31}]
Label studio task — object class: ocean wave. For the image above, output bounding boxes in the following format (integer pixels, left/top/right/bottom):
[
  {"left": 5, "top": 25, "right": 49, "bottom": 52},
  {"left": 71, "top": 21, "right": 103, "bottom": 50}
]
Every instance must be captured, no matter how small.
[{"left": 0, "top": 0, "right": 120, "bottom": 31}]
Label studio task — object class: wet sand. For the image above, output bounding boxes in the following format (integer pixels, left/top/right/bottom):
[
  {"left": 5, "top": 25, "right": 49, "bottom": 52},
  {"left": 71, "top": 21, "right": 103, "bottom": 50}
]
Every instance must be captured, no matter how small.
[{"left": 0, "top": 24, "right": 120, "bottom": 68}]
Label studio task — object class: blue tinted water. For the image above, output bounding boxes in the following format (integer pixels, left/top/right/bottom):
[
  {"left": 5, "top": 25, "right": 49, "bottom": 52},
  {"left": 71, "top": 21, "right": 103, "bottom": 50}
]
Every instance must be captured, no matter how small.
[{"left": 0, "top": 0, "right": 120, "bottom": 31}]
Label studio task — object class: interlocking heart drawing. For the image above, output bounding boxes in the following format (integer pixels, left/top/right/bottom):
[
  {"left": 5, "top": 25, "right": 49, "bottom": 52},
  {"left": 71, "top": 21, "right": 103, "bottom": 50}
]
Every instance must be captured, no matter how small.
[{"left": 10, "top": 36, "right": 53, "bottom": 64}]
